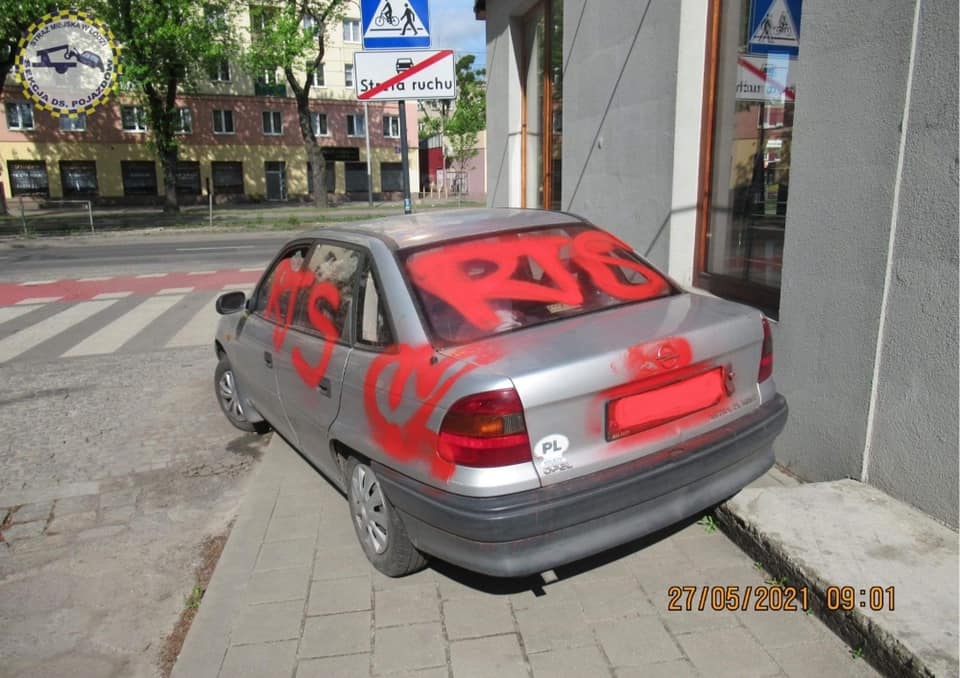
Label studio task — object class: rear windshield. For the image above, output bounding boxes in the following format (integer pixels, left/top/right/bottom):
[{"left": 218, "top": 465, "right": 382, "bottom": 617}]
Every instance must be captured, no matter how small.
[{"left": 401, "top": 224, "right": 674, "bottom": 345}]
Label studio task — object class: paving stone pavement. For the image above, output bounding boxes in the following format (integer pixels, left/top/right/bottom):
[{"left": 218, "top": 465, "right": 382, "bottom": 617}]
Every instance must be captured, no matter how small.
[{"left": 173, "top": 436, "right": 883, "bottom": 678}]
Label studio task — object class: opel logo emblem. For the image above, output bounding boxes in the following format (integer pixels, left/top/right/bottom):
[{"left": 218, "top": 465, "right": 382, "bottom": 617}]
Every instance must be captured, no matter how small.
[{"left": 656, "top": 343, "right": 680, "bottom": 369}]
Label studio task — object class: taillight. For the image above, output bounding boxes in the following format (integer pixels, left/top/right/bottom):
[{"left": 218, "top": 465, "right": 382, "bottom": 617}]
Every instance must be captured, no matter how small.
[
  {"left": 438, "top": 389, "right": 532, "bottom": 467},
  {"left": 758, "top": 317, "right": 774, "bottom": 382}
]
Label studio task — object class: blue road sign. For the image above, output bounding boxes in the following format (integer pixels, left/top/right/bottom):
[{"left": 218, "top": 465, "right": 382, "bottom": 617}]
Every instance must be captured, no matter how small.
[
  {"left": 748, "top": 0, "right": 802, "bottom": 56},
  {"left": 361, "top": 0, "right": 431, "bottom": 50}
]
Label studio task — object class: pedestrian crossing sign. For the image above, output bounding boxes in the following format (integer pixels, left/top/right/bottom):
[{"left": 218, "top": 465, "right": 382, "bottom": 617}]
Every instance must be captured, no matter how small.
[
  {"left": 361, "top": 0, "right": 431, "bottom": 49},
  {"left": 748, "top": 0, "right": 801, "bottom": 56}
]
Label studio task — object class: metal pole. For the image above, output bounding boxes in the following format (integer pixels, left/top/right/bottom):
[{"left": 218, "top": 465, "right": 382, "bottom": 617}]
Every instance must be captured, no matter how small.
[
  {"left": 19, "top": 196, "right": 27, "bottom": 236},
  {"left": 87, "top": 200, "right": 94, "bottom": 233},
  {"left": 441, "top": 101, "right": 448, "bottom": 201},
  {"left": 398, "top": 100, "right": 412, "bottom": 214},
  {"left": 364, "top": 101, "right": 373, "bottom": 206}
]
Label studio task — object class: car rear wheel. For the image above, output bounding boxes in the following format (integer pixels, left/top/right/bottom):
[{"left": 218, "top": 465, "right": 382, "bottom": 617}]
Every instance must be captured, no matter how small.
[
  {"left": 215, "top": 354, "right": 259, "bottom": 433},
  {"left": 346, "top": 457, "right": 427, "bottom": 577}
]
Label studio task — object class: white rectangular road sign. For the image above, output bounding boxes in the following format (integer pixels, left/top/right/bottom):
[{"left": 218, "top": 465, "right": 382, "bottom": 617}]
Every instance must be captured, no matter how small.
[{"left": 355, "top": 49, "right": 455, "bottom": 101}]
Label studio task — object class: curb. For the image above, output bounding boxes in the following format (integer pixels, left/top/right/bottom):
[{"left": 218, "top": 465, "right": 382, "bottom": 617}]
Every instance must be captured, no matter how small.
[{"left": 717, "top": 497, "right": 936, "bottom": 678}]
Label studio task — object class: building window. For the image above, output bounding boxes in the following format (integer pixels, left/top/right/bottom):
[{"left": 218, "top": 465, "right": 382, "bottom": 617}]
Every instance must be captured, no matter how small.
[
  {"left": 342, "top": 18, "right": 360, "bottom": 42},
  {"left": 309, "top": 64, "right": 325, "bottom": 87},
  {"left": 521, "top": 1, "right": 562, "bottom": 210},
  {"left": 5, "top": 103, "right": 35, "bottom": 130},
  {"left": 347, "top": 113, "right": 365, "bottom": 137},
  {"left": 380, "top": 162, "right": 403, "bottom": 192},
  {"left": 302, "top": 13, "right": 317, "bottom": 32},
  {"left": 344, "top": 64, "right": 354, "bottom": 88},
  {"left": 213, "top": 109, "right": 235, "bottom": 134},
  {"left": 7, "top": 161, "right": 48, "bottom": 196},
  {"left": 121, "top": 105, "right": 148, "bottom": 132},
  {"left": 345, "top": 161, "right": 367, "bottom": 192},
  {"left": 310, "top": 111, "right": 328, "bottom": 136},
  {"left": 695, "top": 0, "right": 801, "bottom": 315},
  {"left": 174, "top": 108, "right": 193, "bottom": 134},
  {"left": 262, "top": 110, "right": 283, "bottom": 135},
  {"left": 209, "top": 59, "right": 230, "bottom": 81},
  {"left": 59, "top": 161, "right": 98, "bottom": 197},
  {"left": 59, "top": 114, "right": 87, "bottom": 132},
  {"left": 382, "top": 115, "right": 400, "bottom": 138},
  {"left": 307, "top": 160, "right": 336, "bottom": 193},
  {"left": 175, "top": 161, "right": 201, "bottom": 195},
  {"left": 211, "top": 161, "right": 244, "bottom": 194},
  {"left": 120, "top": 161, "right": 158, "bottom": 196}
]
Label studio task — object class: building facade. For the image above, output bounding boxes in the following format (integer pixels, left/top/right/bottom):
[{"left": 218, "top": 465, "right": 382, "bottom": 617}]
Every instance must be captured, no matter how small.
[
  {"left": 0, "top": 8, "right": 419, "bottom": 204},
  {"left": 477, "top": 0, "right": 959, "bottom": 526}
]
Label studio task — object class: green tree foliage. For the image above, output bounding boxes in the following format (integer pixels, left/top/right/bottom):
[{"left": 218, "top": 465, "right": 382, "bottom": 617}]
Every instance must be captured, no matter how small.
[
  {"left": 91, "top": 0, "right": 236, "bottom": 212},
  {"left": 420, "top": 55, "right": 486, "bottom": 191},
  {"left": 244, "top": 1, "right": 347, "bottom": 208}
]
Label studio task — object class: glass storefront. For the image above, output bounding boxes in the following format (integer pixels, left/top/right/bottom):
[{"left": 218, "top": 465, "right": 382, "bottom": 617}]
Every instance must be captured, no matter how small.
[{"left": 699, "top": 0, "right": 801, "bottom": 316}]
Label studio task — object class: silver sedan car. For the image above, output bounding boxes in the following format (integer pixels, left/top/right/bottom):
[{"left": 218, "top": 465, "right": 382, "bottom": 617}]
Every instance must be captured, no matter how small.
[{"left": 213, "top": 208, "right": 787, "bottom": 578}]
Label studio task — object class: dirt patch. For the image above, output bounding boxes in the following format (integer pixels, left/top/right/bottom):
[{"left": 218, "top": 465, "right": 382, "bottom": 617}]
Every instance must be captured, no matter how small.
[{"left": 158, "top": 530, "right": 230, "bottom": 678}]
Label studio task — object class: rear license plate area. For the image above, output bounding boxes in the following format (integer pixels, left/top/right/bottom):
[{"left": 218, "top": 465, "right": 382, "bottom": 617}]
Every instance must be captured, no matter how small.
[{"left": 605, "top": 368, "right": 725, "bottom": 441}]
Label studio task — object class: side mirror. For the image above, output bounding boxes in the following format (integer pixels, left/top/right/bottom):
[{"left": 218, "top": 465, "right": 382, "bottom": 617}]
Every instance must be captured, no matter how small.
[{"left": 216, "top": 291, "right": 246, "bottom": 315}]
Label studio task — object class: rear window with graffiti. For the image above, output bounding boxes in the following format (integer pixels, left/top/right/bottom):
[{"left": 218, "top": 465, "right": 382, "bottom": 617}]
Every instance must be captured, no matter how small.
[{"left": 402, "top": 225, "right": 675, "bottom": 345}]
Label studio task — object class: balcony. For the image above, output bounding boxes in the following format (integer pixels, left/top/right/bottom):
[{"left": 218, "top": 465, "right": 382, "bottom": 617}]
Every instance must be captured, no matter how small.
[{"left": 255, "top": 82, "right": 287, "bottom": 97}]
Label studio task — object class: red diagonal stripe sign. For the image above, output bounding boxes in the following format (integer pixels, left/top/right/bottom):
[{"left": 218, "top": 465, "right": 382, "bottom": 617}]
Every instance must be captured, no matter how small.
[
  {"left": 737, "top": 56, "right": 796, "bottom": 101},
  {"left": 357, "top": 49, "right": 454, "bottom": 101}
]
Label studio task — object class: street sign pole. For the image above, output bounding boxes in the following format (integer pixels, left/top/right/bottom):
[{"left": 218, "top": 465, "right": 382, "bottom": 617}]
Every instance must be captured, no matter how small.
[{"left": 399, "top": 100, "right": 412, "bottom": 215}]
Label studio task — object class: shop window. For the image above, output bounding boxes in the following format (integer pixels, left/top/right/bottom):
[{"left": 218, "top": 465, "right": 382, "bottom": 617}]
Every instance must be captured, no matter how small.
[
  {"left": 380, "top": 162, "right": 402, "bottom": 192},
  {"left": 121, "top": 161, "right": 158, "bottom": 196},
  {"left": 7, "top": 161, "right": 48, "bottom": 196},
  {"left": 60, "top": 161, "right": 98, "bottom": 197},
  {"left": 345, "top": 161, "right": 367, "bottom": 193},
  {"left": 212, "top": 161, "right": 244, "bottom": 194},
  {"left": 521, "top": 1, "right": 562, "bottom": 209},
  {"left": 175, "top": 161, "right": 201, "bottom": 195},
  {"left": 695, "top": 0, "right": 801, "bottom": 316}
]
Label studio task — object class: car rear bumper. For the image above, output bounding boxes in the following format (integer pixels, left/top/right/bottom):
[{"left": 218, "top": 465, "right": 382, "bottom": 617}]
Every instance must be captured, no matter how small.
[{"left": 374, "top": 394, "right": 788, "bottom": 578}]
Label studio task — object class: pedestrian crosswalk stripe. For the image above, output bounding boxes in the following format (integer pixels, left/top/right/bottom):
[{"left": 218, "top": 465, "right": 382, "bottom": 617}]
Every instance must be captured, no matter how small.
[
  {"left": 77, "top": 276, "right": 112, "bottom": 282},
  {"left": 15, "top": 296, "right": 62, "bottom": 305},
  {"left": 93, "top": 291, "right": 134, "bottom": 300},
  {"left": 158, "top": 287, "right": 195, "bottom": 295},
  {"left": 0, "top": 300, "right": 118, "bottom": 363},
  {"left": 63, "top": 295, "right": 186, "bottom": 357},
  {"left": 165, "top": 295, "right": 219, "bottom": 349},
  {"left": 136, "top": 273, "right": 167, "bottom": 279},
  {"left": 19, "top": 280, "right": 57, "bottom": 286},
  {"left": 0, "top": 306, "right": 37, "bottom": 325}
]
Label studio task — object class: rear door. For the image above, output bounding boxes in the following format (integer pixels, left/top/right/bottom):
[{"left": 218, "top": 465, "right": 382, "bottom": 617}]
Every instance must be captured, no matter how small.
[
  {"left": 273, "top": 242, "right": 361, "bottom": 479},
  {"left": 231, "top": 244, "right": 310, "bottom": 442}
]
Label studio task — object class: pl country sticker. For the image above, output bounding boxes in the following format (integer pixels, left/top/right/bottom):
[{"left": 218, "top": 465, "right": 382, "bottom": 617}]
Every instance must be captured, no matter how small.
[{"left": 15, "top": 10, "right": 121, "bottom": 118}]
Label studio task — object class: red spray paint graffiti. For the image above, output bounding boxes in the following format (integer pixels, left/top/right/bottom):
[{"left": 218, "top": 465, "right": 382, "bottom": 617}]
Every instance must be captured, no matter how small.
[
  {"left": 362, "top": 343, "right": 501, "bottom": 480},
  {"left": 405, "top": 229, "right": 670, "bottom": 333}
]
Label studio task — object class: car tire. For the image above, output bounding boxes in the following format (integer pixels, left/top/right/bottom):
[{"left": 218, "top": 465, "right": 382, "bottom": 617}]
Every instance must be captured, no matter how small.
[
  {"left": 214, "top": 354, "right": 260, "bottom": 433},
  {"left": 346, "top": 456, "right": 427, "bottom": 577}
]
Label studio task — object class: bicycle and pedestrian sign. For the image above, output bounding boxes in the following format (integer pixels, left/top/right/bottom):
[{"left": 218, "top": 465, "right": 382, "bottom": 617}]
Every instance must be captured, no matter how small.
[
  {"left": 748, "top": 0, "right": 801, "bottom": 56},
  {"left": 361, "top": 0, "right": 430, "bottom": 49}
]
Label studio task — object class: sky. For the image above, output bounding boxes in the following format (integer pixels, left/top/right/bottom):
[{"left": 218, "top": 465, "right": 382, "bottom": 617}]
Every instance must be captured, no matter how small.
[{"left": 423, "top": 0, "right": 487, "bottom": 70}]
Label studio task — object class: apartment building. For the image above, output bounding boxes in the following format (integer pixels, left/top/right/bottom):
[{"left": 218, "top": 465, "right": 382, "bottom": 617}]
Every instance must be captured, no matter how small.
[{"left": 0, "top": 8, "right": 419, "bottom": 204}]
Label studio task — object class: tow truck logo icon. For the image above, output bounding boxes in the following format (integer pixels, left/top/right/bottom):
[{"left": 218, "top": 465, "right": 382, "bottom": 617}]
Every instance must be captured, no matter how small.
[{"left": 32, "top": 45, "right": 105, "bottom": 74}]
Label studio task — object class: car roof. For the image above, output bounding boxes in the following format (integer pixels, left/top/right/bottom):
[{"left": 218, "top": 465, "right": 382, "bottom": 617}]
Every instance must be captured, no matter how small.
[{"left": 303, "top": 208, "right": 586, "bottom": 250}]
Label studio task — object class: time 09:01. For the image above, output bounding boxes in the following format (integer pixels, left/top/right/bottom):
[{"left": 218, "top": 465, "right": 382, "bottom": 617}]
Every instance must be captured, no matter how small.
[{"left": 826, "top": 586, "right": 895, "bottom": 611}]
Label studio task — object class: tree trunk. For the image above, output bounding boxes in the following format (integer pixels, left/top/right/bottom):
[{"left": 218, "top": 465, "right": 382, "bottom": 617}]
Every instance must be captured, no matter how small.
[
  {"left": 145, "top": 81, "right": 180, "bottom": 213},
  {"left": 293, "top": 86, "right": 327, "bottom": 208}
]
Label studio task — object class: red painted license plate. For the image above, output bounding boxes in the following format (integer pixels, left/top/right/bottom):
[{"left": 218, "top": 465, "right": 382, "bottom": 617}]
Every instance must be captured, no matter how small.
[{"left": 605, "top": 368, "right": 725, "bottom": 440}]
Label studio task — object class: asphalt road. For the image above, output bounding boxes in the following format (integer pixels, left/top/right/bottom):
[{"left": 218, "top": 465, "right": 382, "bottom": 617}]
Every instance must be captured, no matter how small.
[
  {"left": 0, "top": 231, "right": 296, "bottom": 282},
  {"left": 0, "top": 233, "right": 274, "bottom": 677}
]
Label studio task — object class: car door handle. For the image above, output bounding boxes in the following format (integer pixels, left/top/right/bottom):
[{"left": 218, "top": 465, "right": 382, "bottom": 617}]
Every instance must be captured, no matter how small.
[
  {"left": 263, "top": 351, "right": 273, "bottom": 368},
  {"left": 317, "top": 377, "right": 331, "bottom": 396}
]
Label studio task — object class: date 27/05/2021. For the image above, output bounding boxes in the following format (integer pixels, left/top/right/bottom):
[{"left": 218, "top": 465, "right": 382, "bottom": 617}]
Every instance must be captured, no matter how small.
[{"left": 667, "top": 585, "right": 896, "bottom": 612}]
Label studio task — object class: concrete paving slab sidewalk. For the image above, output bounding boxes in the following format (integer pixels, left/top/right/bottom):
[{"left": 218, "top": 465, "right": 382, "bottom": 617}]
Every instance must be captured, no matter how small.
[{"left": 171, "top": 434, "right": 904, "bottom": 678}]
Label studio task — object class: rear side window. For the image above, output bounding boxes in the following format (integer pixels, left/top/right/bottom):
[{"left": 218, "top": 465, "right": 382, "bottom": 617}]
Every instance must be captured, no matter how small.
[
  {"left": 356, "top": 264, "right": 393, "bottom": 348},
  {"left": 402, "top": 225, "right": 673, "bottom": 344}
]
